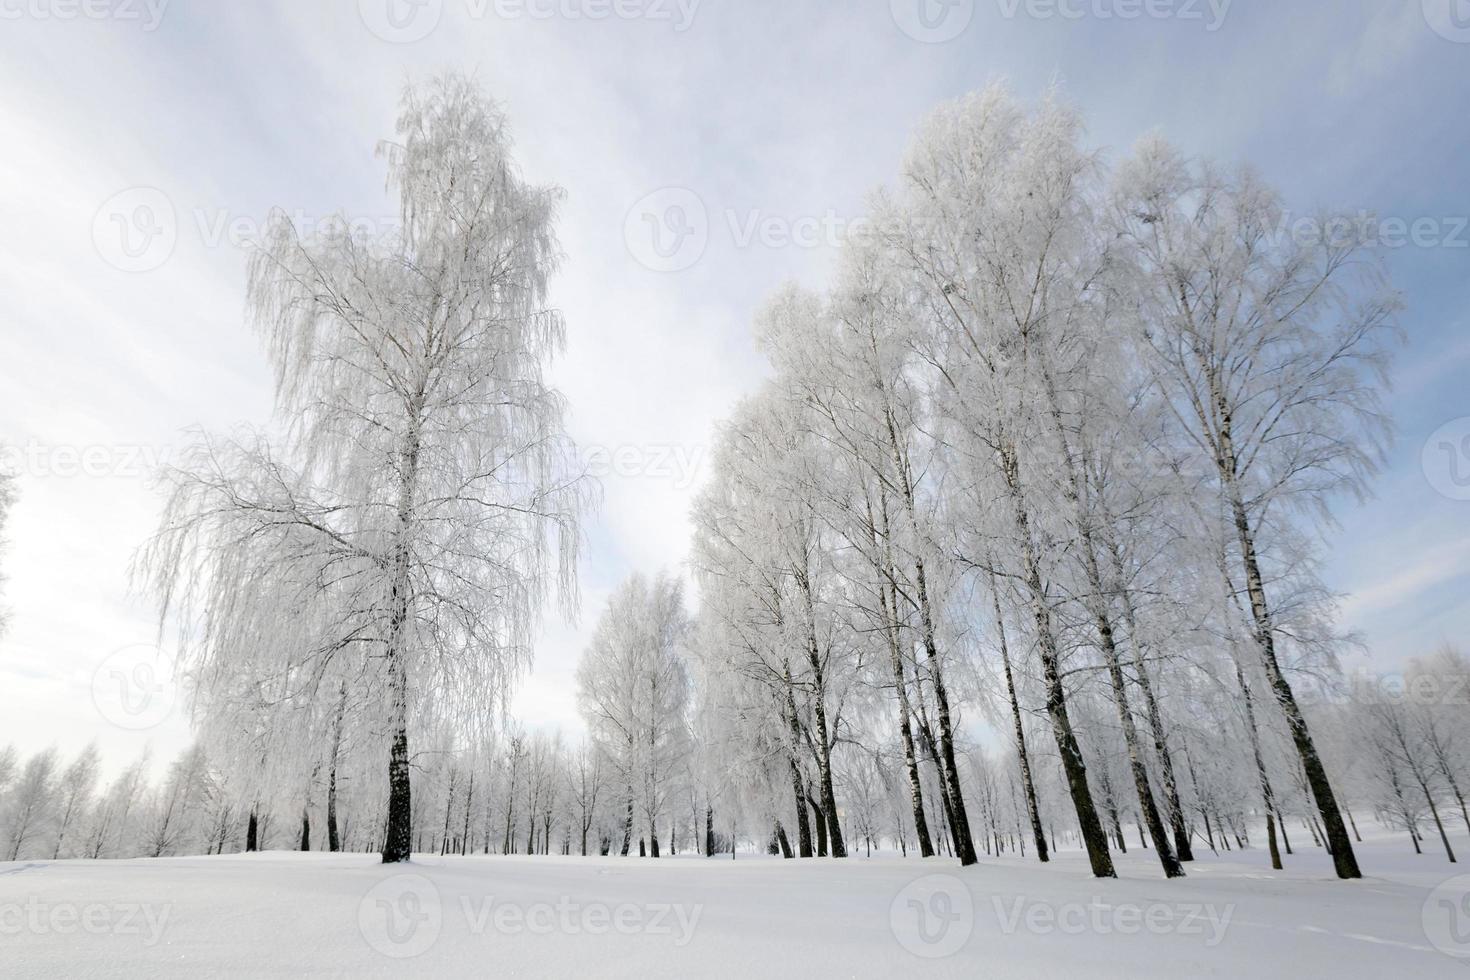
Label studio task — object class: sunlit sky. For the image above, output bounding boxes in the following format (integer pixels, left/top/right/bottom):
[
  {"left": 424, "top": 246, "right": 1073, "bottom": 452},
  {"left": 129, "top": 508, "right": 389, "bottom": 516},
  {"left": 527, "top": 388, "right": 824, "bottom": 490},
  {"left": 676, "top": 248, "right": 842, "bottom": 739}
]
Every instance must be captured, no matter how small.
[{"left": 1, "top": 0, "right": 1467, "bottom": 775}]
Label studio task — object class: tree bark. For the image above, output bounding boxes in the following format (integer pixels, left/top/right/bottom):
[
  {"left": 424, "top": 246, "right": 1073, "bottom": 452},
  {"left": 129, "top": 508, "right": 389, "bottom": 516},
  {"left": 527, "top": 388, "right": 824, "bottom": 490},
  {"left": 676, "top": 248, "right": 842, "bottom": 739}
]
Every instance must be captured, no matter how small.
[
  {"left": 783, "top": 666, "right": 814, "bottom": 858},
  {"left": 1235, "top": 660, "right": 1283, "bottom": 870},
  {"left": 989, "top": 573, "right": 1048, "bottom": 862},
  {"left": 1110, "top": 558, "right": 1193, "bottom": 863},
  {"left": 881, "top": 405, "right": 975, "bottom": 866},
  {"left": 1001, "top": 444, "right": 1115, "bottom": 878},
  {"left": 876, "top": 515, "right": 934, "bottom": 858},
  {"left": 1215, "top": 388, "right": 1360, "bottom": 879}
]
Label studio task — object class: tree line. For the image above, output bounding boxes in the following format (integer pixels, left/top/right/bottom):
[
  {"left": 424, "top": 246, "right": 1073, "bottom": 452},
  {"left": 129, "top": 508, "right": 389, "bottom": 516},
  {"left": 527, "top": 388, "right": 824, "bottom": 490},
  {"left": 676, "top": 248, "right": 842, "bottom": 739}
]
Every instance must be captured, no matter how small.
[{"left": 3, "top": 77, "right": 1462, "bottom": 878}]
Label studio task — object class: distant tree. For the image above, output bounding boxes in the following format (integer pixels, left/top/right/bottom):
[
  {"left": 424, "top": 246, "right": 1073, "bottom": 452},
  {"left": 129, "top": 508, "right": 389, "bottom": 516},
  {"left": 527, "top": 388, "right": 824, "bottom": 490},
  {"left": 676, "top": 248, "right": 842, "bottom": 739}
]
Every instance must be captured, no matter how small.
[
  {"left": 577, "top": 572, "right": 692, "bottom": 858},
  {"left": 51, "top": 743, "right": 100, "bottom": 859},
  {"left": 3, "top": 747, "right": 57, "bottom": 861}
]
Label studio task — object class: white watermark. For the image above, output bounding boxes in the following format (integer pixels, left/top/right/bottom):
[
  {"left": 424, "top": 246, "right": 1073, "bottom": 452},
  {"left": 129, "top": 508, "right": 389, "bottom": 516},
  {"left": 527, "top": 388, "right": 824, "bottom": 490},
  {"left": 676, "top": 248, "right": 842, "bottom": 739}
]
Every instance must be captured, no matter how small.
[
  {"left": 358, "top": 0, "right": 699, "bottom": 43},
  {"left": 891, "top": 0, "right": 975, "bottom": 43},
  {"left": 1424, "top": 0, "right": 1470, "bottom": 44},
  {"left": 995, "top": 0, "right": 1231, "bottom": 30},
  {"left": 1275, "top": 211, "right": 1470, "bottom": 251},
  {"left": 583, "top": 443, "right": 705, "bottom": 489},
  {"left": 359, "top": 874, "right": 704, "bottom": 959},
  {"left": 0, "top": 0, "right": 168, "bottom": 29},
  {"left": 0, "top": 899, "right": 171, "bottom": 947},
  {"left": 623, "top": 187, "right": 870, "bottom": 272},
  {"left": 93, "top": 187, "right": 177, "bottom": 273},
  {"left": 992, "top": 896, "right": 1234, "bottom": 946},
  {"left": 1424, "top": 418, "right": 1470, "bottom": 502},
  {"left": 93, "top": 186, "right": 406, "bottom": 273},
  {"left": 91, "top": 644, "right": 178, "bottom": 731},
  {"left": 1424, "top": 874, "right": 1470, "bottom": 958},
  {"left": 890, "top": 874, "right": 974, "bottom": 959},
  {"left": 0, "top": 441, "right": 170, "bottom": 479}
]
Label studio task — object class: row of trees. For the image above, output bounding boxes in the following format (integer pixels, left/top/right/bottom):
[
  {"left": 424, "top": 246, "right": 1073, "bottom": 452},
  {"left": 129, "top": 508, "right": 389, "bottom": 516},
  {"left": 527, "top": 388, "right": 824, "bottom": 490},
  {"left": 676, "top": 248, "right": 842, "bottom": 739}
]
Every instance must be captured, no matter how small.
[
  {"left": 7, "top": 643, "right": 1463, "bottom": 867},
  {"left": 671, "top": 83, "right": 1406, "bottom": 881},
  {"left": 7, "top": 81, "right": 1453, "bottom": 878}
]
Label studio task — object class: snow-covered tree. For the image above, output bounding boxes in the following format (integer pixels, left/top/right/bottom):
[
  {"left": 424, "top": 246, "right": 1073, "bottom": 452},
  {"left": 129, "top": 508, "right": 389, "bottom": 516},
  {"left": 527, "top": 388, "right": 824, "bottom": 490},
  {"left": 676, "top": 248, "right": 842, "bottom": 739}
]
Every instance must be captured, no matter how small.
[
  {"left": 139, "top": 74, "right": 588, "bottom": 863},
  {"left": 576, "top": 572, "right": 692, "bottom": 857}
]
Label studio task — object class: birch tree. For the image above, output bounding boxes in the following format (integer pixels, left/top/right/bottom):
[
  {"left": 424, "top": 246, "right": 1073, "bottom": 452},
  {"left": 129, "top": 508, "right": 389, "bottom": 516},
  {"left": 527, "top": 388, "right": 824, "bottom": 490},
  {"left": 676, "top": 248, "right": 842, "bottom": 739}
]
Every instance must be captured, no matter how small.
[
  {"left": 140, "top": 74, "right": 587, "bottom": 863},
  {"left": 1111, "top": 136, "right": 1400, "bottom": 878},
  {"left": 576, "top": 572, "right": 692, "bottom": 857}
]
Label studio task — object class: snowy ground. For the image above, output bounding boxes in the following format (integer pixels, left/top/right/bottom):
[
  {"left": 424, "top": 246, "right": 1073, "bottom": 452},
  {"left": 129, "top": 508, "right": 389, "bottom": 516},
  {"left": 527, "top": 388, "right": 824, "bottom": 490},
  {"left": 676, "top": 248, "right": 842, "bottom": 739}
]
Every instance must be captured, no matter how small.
[{"left": 4, "top": 831, "right": 1469, "bottom": 978}]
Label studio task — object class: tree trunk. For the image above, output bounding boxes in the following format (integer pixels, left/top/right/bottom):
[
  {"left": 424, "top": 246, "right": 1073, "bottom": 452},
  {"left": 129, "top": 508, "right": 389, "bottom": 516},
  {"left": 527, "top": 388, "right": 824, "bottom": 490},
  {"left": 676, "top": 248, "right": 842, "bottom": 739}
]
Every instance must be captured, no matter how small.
[
  {"left": 1235, "top": 659, "right": 1283, "bottom": 870},
  {"left": 877, "top": 531, "right": 934, "bottom": 858},
  {"left": 803, "top": 626, "right": 846, "bottom": 859},
  {"left": 1112, "top": 565, "right": 1193, "bottom": 862},
  {"left": 988, "top": 571, "right": 1047, "bottom": 862},
  {"left": 1097, "top": 592, "right": 1182, "bottom": 877},
  {"left": 1001, "top": 444, "right": 1115, "bottom": 878},
  {"left": 382, "top": 666, "right": 413, "bottom": 863},
  {"left": 880, "top": 410, "right": 974, "bottom": 866},
  {"left": 461, "top": 772, "right": 475, "bottom": 857},
  {"left": 246, "top": 808, "right": 258, "bottom": 853},
  {"left": 783, "top": 668, "right": 814, "bottom": 858},
  {"left": 809, "top": 792, "right": 828, "bottom": 857},
  {"left": 774, "top": 821, "right": 793, "bottom": 859},
  {"left": 381, "top": 420, "right": 422, "bottom": 865},
  {"left": 911, "top": 559, "right": 977, "bottom": 866},
  {"left": 1216, "top": 394, "right": 1360, "bottom": 879},
  {"left": 1038, "top": 369, "right": 1176, "bottom": 878}
]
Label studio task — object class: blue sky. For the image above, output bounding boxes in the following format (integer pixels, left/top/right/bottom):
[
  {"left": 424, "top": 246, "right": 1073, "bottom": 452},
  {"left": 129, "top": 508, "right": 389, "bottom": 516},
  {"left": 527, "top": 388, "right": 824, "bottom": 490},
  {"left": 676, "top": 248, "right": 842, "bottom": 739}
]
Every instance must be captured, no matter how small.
[{"left": 0, "top": 0, "right": 1466, "bottom": 772}]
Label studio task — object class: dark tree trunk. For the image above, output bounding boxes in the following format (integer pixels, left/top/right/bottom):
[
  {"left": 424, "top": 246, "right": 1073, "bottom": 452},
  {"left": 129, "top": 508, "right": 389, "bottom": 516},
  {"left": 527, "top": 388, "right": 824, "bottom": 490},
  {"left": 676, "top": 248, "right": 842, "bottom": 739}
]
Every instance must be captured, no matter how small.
[
  {"left": 705, "top": 806, "right": 715, "bottom": 858},
  {"left": 876, "top": 525, "right": 934, "bottom": 859},
  {"left": 1216, "top": 397, "right": 1359, "bottom": 879},
  {"left": 783, "top": 676, "right": 814, "bottom": 858},
  {"left": 326, "top": 767, "right": 341, "bottom": 853},
  {"left": 299, "top": 809, "right": 310, "bottom": 852},
  {"left": 810, "top": 793, "right": 828, "bottom": 857},
  {"left": 989, "top": 572, "right": 1047, "bottom": 862},
  {"left": 1097, "top": 607, "right": 1182, "bottom": 877},
  {"left": 879, "top": 402, "right": 972, "bottom": 865},
  {"left": 246, "top": 809, "right": 258, "bottom": 852},
  {"left": 1114, "top": 576, "right": 1194, "bottom": 863},
  {"left": 914, "top": 575, "right": 977, "bottom": 866},
  {"left": 1235, "top": 659, "right": 1282, "bottom": 869},
  {"left": 803, "top": 628, "right": 846, "bottom": 859},
  {"left": 774, "top": 821, "right": 793, "bottom": 859},
  {"left": 327, "top": 682, "right": 346, "bottom": 852},
  {"left": 381, "top": 421, "right": 423, "bottom": 865},
  {"left": 1001, "top": 445, "right": 1115, "bottom": 878},
  {"left": 382, "top": 719, "right": 412, "bottom": 863}
]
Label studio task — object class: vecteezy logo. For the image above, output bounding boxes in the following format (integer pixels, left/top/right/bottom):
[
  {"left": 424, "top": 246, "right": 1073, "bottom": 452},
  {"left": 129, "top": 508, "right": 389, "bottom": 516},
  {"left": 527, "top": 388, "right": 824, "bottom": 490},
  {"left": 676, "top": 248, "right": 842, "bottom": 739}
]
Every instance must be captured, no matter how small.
[
  {"left": 359, "top": 0, "right": 443, "bottom": 43},
  {"left": 1423, "top": 418, "right": 1470, "bottom": 501},
  {"left": 889, "top": 873, "right": 974, "bottom": 959},
  {"left": 92, "top": 188, "right": 177, "bottom": 273},
  {"left": 1425, "top": 0, "right": 1470, "bottom": 42},
  {"left": 623, "top": 187, "right": 709, "bottom": 272},
  {"left": 1424, "top": 875, "right": 1470, "bottom": 958},
  {"left": 359, "top": 874, "right": 442, "bottom": 958},
  {"left": 91, "top": 645, "right": 177, "bottom": 730},
  {"left": 891, "top": 0, "right": 974, "bottom": 43}
]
